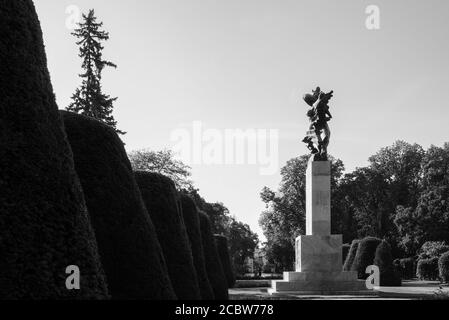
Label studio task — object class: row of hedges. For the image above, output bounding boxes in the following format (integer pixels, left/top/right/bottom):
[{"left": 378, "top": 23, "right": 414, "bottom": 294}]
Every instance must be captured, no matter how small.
[
  {"left": 64, "top": 113, "right": 235, "bottom": 300},
  {"left": 394, "top": 242, "right": 449, "bottom": 282},
  {"left": 343, "top": 237, "right": 401, "bottom": 286},
  {"left": 345, "top": 239, "right": 449, "bottom": 284},
  {"left": 134, "top": 172, "right": 201, "bottom": 300},
  {"left": 62, "top": 111, "right": 176, "bottom": 300},
  {"left": 199, "top": 212, "right": 229, "bottom": 300},
  {"left": 417, "top": 253, "right": 449, "bottom": 282},
  {"left": 416, "top": 241, "right": 449, "bottom": 282},
  {"left": 180, "top": 196, "right": 215, "bottom": 299},
  {"left": 351, "top": 237, "right": 383, "bottom": 280},
  {"left": 0, "top": 1, "right": 235, "bottom": 299}
]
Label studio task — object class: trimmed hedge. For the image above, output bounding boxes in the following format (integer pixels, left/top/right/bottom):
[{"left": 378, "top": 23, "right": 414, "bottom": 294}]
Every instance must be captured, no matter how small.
[
  {"left": 399, "top": 258, "right": 416, "bottom": 280},
  {"left": 199, "top": 211, "right": 229, "bottom": 300},
  {"left": 373, "top": 241, "right": 401, "bottom": 286},
  {"left": 0, "top": 0, "right": 108, "bottom": 299},
  {"left": 438, "top": 252, "right": 449, "bottom": 283},
  {"left": 135, "top": 172, "right": 201, "bottom": 300},
  {"left": 418, "top": 241, "right": 449, "bottom": 260},
  {"left": 417, "top": 258, "right": 439, "bottom": 281},
  {"left": 62, "top": 111, "right": 176, "bottom": 300},
  {"left": 351, "top": 237, "right": 382, "bottom": 279},
  {"left": 343, "top": 240, "right": 360, "bottom": 271},
  {"left": 180, "top": 195, "right": 215, "bottom": 300},
  {"left": 342, "top": 244, "right": 351, "bottom": 264},
  {"left": 214, "top": 235, "right": 236, "bottom": 288}
]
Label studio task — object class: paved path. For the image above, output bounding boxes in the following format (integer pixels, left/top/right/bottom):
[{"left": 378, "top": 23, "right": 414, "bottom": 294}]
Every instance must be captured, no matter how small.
[
  {"left": 229, "top": 281, "right": 449, "bottom": 300},
  {"left": 374, "top": 281, "right": 449, "bottom": 299}
]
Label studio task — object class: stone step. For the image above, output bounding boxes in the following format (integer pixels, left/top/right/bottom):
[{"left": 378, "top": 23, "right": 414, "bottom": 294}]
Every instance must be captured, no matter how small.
[
  {"left": 267, "top": 288, "right": 378, "bottom": 296},
  {"left": 271, "top": 279, "right": 367, "bottom": 293},
  {"left": 283, "top": 271, "right": 359, "bottom": 282}
]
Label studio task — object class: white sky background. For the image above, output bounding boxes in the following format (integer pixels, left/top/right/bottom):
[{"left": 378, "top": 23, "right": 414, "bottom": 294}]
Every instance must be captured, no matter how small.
[{"left": 34, "top": 0, "right": 449, "bottom": 241}]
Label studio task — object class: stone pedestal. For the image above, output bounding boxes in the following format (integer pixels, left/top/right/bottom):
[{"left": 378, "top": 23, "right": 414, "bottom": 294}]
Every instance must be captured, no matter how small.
[
  {"left": 306, "top": 160, "right": 331, "bottom": 235},
  {"left": 296, "top": 235, "right": 342, "bottom": 272},
  {"left": 269, "top": 159, "right": 367, "bottom": 295}
]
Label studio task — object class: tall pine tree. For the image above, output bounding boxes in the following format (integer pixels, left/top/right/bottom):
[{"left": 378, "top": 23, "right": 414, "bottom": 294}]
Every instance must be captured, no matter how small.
[{"left": 67, "top": 9, "right": 125, "bottom": 134}]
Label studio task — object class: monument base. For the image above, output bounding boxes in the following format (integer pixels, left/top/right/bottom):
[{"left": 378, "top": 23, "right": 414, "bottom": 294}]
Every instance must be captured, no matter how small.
[
  {"left": 267, "top": 158, "right": 373, "bottom": 296},
  {"left": 268, "top": 234, "right": 370, "bottom": 295},
  {"left": 296, "top": 235, "right": 342, "bottom": 272},
  {"left": 268, "top": 271, "right": 368, "bottom": 295}
]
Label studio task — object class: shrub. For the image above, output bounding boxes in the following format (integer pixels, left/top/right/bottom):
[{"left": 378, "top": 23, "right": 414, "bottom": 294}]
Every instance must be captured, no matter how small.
[
  {"left": 135, "top": 172, "right": 201, "bottom": 300},
  {"left": 62, "top": 111, "right": 176, "bottom": 300},
  {"left": 373, "top": 241, "right": 402, "bottom": 286},
  {"left": 438, "top": 252, "right": 449, "bottom": 283},
  {"left": 351, "top": 237, "right": 382, "bottom": 279},
  {"left": 199, "top": 211, "right": 229, "bottom": 300},
  {"left": 399, "top": 258, "right": 416, "bottom": 279},
  {"left": 393, "top": 259, "right": 401, "bottom": 271},
  {"left": 418, "top": 241, "right": 449, "bottom": 260},
  {"left": 0, "top": 1, "right": 108, "bottom": 299},
  {"left": 263, "top": 264, "right": 276, "bottom": 274},
  {"left": 343, "top": 240, "right": 360, "bottom": 271},
  {"left": 214, "top": 235, "right": 236, "bottom": 288},
  {"left": 180, "top": 195, "right": 215, "bottom": 300},
  {"left": 342, "top": 244, "right": 351, "bottom": 264},
  {"left": 417, "top": 257, "right": 440, "bottom": 281}
]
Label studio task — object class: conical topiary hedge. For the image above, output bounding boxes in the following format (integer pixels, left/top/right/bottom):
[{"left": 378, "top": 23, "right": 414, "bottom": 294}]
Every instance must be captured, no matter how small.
[
  {"left": 61, "top": 111, "right": 176, "bottom": 300},
  {"left": 180, "top": 195, "right": 215, "bottom": 300},
  {"left": 351, "top": 237, "right": 382, "bottom": 279},
  {"left": 439, "top": 252, "right": 449, "bottom": 283},
  {"left": 180, "top": 194, "right": 215, "bottom": 300},
  {"left": 135, "top": 171, "right": 201, "bottom": 300},
  {"left": 343, "top": 240, "right": 360, "bottom": 271},
  {"left": 214, "top": 235, "right": 236, "bottom": 288},
  {"left": 374, "top": 240, "right": 402, "bottom": 286},
  {"left": 199, "top": 211, "right": 228, "bottom": 300},
  {"left": 342, "top": 244, "right": 351, "bottom": 264},
  {"left": 0, "top": 0, "right": 108, "bottom": 299}
]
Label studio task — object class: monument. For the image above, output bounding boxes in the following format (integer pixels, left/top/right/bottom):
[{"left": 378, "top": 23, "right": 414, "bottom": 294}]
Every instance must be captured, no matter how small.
[{"left": 268, "top": 88, "right": 366, "bottom": 295}]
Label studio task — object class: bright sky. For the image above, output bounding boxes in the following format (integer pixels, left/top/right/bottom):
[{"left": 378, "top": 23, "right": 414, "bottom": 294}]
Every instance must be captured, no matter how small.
[{"left": 34, "top": 0, "right": 449, "bottom": 241}]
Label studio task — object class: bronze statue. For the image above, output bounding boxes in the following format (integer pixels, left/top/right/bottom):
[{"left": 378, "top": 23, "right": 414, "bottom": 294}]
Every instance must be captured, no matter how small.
[{"left": 302, "top": 87, "right": 333, "bottom": 161}]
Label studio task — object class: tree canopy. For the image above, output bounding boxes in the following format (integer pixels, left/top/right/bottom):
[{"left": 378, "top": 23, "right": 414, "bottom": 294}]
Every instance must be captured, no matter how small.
[
  {"left": 129, "top": 149, "right": 193, "bottom": 189},
  {"left": 259, "top": 141, "right": 449, "bottom": 270}
]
